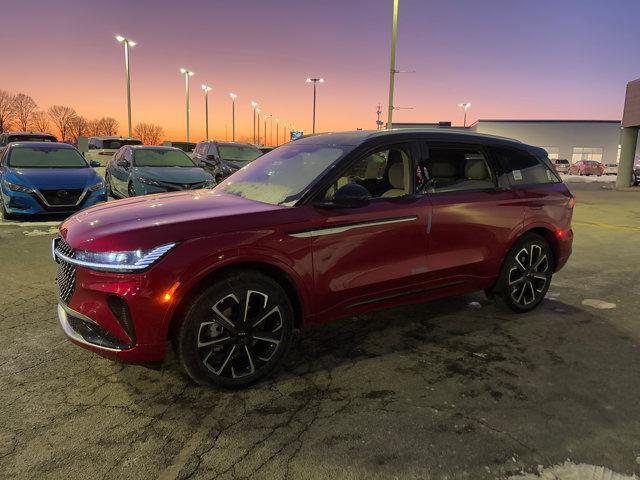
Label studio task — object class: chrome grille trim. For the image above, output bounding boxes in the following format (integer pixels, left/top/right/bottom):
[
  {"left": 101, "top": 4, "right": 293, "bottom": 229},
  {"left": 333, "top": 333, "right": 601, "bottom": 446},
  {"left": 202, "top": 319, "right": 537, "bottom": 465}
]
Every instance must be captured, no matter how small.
[{"left": 54, "top": 237, "right": 76, "bottom": 304}]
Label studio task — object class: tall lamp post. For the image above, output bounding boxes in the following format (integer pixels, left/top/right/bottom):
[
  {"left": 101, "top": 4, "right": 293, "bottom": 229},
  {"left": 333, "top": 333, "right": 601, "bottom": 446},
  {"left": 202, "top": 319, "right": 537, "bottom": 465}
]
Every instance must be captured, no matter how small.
[
  {"left": 202, "top": 85, "right": 212, "bottom": 140},
  {"left": 275, "top": 118, "right": 279, "bottom": 146},
  {"left": 269, "top": 114, "right": 274, "bottom": 146},
  {"left": 229, "top": 93, "right": 238, "bottom": 141},
  {"left": 179, "top": 68, "right": 194, "bottom": 142},
  {"left": 256, "top": 108, "right": 261, "bottom": 145},
  {"left": 386, "top": 0, "right": 399, "bottom": 129},
  {"left": 457, "top": 102, "right": 471, "bottom": 127},
  {"left": 305, "top": 78, "right": 324, "bottom": 133},
  {"left": 251, "top": 101, "right": 258, "bottom": 144},
  {"left": 263, "top": 114, "right": 267, "bottom": 146},
  {"left": 115, "top": 35, "right": 136, "bottom": 138},
  {"left": 283, "top": 122, "right": 287, "bottom": 144}
]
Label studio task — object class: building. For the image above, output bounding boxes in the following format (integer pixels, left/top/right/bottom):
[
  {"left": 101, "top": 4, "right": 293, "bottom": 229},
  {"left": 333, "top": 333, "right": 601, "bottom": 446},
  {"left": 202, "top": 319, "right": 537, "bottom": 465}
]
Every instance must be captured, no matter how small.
[
  {"left": 471, "top": 120, "right": 622, "bottom": 164},
  {"left": 390, "top": 119, "right": 624, "bottom": 164}
]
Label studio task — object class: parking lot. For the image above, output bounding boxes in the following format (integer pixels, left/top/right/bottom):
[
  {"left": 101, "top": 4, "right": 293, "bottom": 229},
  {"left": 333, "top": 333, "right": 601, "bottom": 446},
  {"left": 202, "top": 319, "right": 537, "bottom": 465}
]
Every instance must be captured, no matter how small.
[{"left": 1, "top": 182, "right": 639, "bottom": 479}]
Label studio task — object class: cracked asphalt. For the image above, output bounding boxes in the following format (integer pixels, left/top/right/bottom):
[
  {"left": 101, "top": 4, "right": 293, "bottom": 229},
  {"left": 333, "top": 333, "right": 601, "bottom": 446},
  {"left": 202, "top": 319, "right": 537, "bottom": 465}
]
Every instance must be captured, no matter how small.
[{"left": 1, "top": 183, "right": 639, "bottom": 479}]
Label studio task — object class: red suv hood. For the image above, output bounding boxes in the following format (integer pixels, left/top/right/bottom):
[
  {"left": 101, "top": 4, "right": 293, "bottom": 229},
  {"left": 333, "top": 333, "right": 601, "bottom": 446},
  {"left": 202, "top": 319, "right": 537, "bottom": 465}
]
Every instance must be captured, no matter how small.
[{"left": 61, "top": 190, "right": 290, "bottom": 251}]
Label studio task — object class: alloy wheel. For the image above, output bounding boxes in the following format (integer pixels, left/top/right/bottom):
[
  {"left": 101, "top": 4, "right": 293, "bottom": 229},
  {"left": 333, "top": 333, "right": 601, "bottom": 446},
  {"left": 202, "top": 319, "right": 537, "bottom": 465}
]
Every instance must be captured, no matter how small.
[
  {"left": 196, "top": 290, "right": 284, "bottom": 379},
  {"left": 507, "top": 244, "right": 550, "bottom": 307}
]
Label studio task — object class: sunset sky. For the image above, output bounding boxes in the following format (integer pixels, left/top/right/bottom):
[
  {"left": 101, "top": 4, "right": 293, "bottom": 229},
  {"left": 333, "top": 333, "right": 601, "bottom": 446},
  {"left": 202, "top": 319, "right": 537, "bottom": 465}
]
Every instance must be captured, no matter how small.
[{"left": 2, "top": 0, "right": 639, "bottom": 143}]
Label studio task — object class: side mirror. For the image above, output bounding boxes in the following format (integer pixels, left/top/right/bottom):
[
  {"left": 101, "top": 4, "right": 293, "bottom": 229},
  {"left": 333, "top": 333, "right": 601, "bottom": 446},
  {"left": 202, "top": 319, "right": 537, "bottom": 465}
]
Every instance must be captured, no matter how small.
[
  {"left": 89, "top": 160, "right": 100, "bottom": 167},
  {"left": 319, "top": 183, "right": 371, "bottom": 209}
]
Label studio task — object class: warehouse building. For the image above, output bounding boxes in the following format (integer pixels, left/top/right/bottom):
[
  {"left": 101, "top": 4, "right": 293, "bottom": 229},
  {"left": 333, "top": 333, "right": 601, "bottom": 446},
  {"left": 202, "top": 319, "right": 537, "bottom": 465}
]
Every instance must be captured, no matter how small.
[{"left": 391, "top": 120, "right": 623, "bottom": 164}]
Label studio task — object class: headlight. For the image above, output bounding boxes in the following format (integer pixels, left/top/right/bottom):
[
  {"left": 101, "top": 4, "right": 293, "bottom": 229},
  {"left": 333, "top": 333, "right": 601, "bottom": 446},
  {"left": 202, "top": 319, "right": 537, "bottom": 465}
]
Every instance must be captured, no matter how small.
[
  {"left": 87, "top": 181, "right": 105, "bottom": 192},
  {"left": 137, "top": 176, "right": 162, "bottom": 187},
  {"left": 2, "top": 179, "right": 34, "bottom": 193},
  {"left": 59, "top": 242, "right": 177, "bottom": 272}
]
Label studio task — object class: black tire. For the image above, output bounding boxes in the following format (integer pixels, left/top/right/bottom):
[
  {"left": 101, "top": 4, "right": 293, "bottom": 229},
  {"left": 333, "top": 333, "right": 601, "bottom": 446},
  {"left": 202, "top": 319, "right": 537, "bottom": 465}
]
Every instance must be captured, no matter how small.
[
  {"left": 128, "top": 182, "right": 135, "bottom": 197},
  {"left": 177, "top": 269, "right": 294, "bottom": 388},
  {"left": 497, "top": 234, "right": 554, "bottom": 313},
  {"left": 215, "top": 174, "right": 223, "bottom": 185}
]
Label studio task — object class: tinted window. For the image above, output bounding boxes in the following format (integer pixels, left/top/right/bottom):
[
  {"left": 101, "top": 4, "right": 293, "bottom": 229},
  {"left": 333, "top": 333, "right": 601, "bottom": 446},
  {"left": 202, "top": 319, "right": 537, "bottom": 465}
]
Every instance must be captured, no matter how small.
[
  {"left": 8, "top": 135, "right": 56, "bottom": 143},
  {"left": 99, "top": 139, "right": 143, "bottom": 150},
  {"left": 490, "top": 146, "right": 559, "bottom": 186},
  {"left": 8, "top": 146, "right": 87, "bottom": 168},
  {"left": 133, "top": 148, "right": 195, "bottom": 167},
  {"left": 420, "top": 146, "right": 495, "bottom": 193}
]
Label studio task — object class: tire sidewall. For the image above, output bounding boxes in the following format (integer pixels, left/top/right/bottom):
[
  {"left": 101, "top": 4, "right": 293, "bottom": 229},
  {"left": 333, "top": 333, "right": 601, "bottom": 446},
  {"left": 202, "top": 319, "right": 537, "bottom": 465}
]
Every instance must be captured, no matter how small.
[
  {"left": 177, "top": 270, "right": 294, "bottom": 389},
  {"left": 498, "top": 234, "right": 554, "bottom": 313}
]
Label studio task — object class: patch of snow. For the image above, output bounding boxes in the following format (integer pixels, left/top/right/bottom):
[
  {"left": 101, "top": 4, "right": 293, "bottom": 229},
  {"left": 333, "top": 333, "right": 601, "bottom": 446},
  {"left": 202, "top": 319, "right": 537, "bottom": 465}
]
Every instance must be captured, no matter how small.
[
  {"left": 508, "top": 461, "right": 637, "bottom": 479},
  {"left": 582, "top": 298, "right": 617, "bottom": 309},
  {"left": 467, "top": 301, "right": 482, "bottom": 309},
  {"left": 561, "top": 174, "right": 617, "bottom": 183}
]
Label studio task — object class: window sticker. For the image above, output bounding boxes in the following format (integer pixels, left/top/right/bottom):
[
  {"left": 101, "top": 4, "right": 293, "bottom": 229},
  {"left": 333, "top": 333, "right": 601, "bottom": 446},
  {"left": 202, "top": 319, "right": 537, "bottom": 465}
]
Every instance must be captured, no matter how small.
[{"left": 513, "top": 169, "right": 523, "bottom": 181}]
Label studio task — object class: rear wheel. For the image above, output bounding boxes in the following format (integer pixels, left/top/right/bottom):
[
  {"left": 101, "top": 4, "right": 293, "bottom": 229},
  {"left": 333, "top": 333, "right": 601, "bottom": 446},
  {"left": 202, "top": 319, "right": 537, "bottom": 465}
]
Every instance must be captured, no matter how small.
[
  {"left": 177, "top": 270, "right": 294, "bottom": 388},
  {"left": 497, "top": 234, "right": 553, "bottom": 313}
]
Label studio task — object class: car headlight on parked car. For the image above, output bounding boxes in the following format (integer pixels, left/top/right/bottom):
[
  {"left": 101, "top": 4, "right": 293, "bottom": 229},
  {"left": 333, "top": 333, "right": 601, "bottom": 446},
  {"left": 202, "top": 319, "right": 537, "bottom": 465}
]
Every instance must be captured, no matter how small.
[
  {"left": 61, "top": 242, "right": 177, "bottom": 272},
  {"left": 2, "top": 179, "right": 34, "bottom": 193},
  {"left": 87, "top": 181, "right": 105, "bottom": 192},
  {"left": 137, "top": 176, "right": 162, "bottom": 187}
]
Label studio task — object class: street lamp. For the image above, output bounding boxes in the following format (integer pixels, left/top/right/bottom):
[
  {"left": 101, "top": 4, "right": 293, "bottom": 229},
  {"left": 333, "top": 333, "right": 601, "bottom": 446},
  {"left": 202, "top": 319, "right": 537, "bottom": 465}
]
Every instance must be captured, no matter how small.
[
  {"left": 251, "top": 101, "right": 258, "bottom": 144},
  {"left": 202, "top": 85, "right": 212, "bottom": 140},
  {"left": 263, "top": 114, "right": 268, "bottom": 146},
  {"left": 115, "top": 35, "right": 136, "bottom": 138},
  {"left": 283, "top": 121, "right": 287, "bottom": 144},
  {"left": 275, "top": 118, "right": 279, "bottom": 146},
  {"left": 269, "top": 114, "right": 274, "bottom": 146},
  {"left": 229, "top": 93, "right": 238, "bottom": 141},
  {"left": 457, "top": 102, "right": 471, "bottom": 127},
  {"left": 306, "top": 77, "right": 324, "bottom": 133},
  {"left": 179, "top": 68, "right": 194, "bottom": 142},
  {"left": 256, "top": 108, "right": 261, "bottom": 145}
]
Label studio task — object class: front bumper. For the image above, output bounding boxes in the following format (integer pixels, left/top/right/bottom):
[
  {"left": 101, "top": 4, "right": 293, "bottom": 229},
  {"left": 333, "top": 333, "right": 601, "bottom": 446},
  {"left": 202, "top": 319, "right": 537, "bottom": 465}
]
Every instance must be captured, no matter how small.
[{"left": 1, "top": 186, "right": 107, "bottom": 215}]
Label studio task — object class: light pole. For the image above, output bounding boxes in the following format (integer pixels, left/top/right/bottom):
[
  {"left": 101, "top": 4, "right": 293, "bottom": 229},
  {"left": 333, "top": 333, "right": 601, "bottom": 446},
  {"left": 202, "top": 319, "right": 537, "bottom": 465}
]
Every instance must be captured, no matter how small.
[
  {"left": 202, "top": 85, "right": 212, "bottom": 140},
  {"left": 229, "top": 93, "right": 237, "bottom": 141},
  {"left": 115, "top": 35, "right": 136, "bottom": 138},
  {"left": 387, "top": 0, "right": 399, "bottom": 129},
  {"left": 179, "top": 68, "right": 194, "bottom": 142},
  {"left": 275, "top": 118, "right": 279, "bottom": 146},
  {"left": 305, "top": 78, "right": 324, "bottom": 133},
  {"left": 283, "top": 122, "right": 287, "bottom": 144},
  {"left": 269, "top": 114, "right": 274, "bottom": 146},
  {"left": 457, "top": 103, "right": 471, "bottom": 127},
  {"left": 251, "top": 101, "right": 258, "bottom": 144},
  {"left": 263, "top": 114, "right": 268, "bottom": 146},
  {"left": 256, "top": 108, "right": 261, "bottom": 145}
]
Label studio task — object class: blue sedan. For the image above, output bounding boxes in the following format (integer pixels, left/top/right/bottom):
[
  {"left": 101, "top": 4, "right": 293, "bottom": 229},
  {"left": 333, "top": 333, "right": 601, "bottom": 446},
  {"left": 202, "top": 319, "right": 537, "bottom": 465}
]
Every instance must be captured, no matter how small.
[{"left": 0, "top": 142, "right": 107, "bottom": 219}]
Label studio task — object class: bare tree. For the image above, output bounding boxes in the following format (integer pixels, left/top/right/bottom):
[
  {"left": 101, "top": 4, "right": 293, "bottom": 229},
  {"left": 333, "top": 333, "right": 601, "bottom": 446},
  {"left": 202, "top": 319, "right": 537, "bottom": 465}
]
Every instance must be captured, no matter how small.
[
  {"left": 12, "top": 93, "right": 38, "bottom": 131},
  {"left": 48, "top": 105, "right": 77, "bottom": 142},
  {"left": 98, "top": 117, "right": 119, "bottom": 136},
  {"left": 133, "top": 123, "right": 164, "bottom": 145},
  {"left": 69, "top": 116, "right": 89, "bottom": 143},
  {"left": 29, "top": 111, "right": 51, "bottom": 133},
  {"left": 0, "top": 89, "right": 16, "bottom": 132},
  {"left": 86, "top": 118, "right": 102, "bottom": 136}
]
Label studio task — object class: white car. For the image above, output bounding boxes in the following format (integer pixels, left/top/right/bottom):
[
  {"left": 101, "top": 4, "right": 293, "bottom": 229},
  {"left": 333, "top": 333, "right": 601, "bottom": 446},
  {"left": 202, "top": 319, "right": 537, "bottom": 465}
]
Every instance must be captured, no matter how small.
[
  {"left": 603, "top": 163, "right": 618, "bottom": 175},
  {"left": 85, "top": 137, "right": 143, "bottom": 166}
]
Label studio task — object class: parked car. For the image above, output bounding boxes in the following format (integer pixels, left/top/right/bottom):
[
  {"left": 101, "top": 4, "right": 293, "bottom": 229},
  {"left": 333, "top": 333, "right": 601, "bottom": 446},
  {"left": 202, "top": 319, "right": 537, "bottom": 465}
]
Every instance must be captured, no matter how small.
[
  {"left": 568, "top": 160, "right": 604, "bottom": 176},
  {"left": 633, "top": 161, "right": 640, "bottom": 186},
  {"left": 1, "top": 142, "right": 106, "bottom": 219},
  {"left": 552, "top": 159, "right": 570, "bottom": 174},
  {"left": 53, "top": 129, "right": 574, "bottom": 388},
  {"left": 0, "top": 131, "right": 57, "bottom": 147},
  {"left": 603, "top": 163, "right": 618, "bottom": 175},
  {"left": 85, "top": 136, "right": 143, "bottom": 166},
  {"left": 166, "top": 141, "right": 196, "bottom": 153},
  {"left": 105, "top": 145, "right": 215, "bottom": 198},
  {"left": 190, "top": 141, "right": 263, "bottom": 183},
  {"left": 259, "top": 146, "right": 274, "bottom": 155}
]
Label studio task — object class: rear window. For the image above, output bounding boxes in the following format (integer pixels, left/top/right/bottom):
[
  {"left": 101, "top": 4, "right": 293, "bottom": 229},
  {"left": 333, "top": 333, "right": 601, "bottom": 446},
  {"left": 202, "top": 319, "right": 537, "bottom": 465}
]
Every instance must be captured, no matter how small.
[
  {"left": 133, "top": 148, "right": 195, "bottom": 167},
  {"left": 98, "top": 139, "right": 143, "bottom": 150},
  {"left": 490, "top": 146, "right": 560, "bottom": 186},
  {"left": 8, "top": 135, "right": 57, "bottom": 143},
  {"left": 554, "top": 159, "right": 569, "bottom": 165}
]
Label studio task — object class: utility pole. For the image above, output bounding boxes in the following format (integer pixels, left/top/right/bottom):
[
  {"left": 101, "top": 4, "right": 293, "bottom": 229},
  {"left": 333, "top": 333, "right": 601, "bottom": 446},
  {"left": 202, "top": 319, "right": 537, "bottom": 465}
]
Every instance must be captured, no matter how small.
[{"left": 387, "top": 0, "right": 399, "bottom": 129}]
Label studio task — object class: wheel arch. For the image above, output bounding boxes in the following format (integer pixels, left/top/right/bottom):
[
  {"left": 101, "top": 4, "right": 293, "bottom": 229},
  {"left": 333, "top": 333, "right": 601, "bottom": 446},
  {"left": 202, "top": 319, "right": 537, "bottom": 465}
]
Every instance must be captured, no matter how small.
[
  {"left": 519, "top": 226, "right": 559, "bottom": 270},
  {"left": 166, "top": 260, "right": 306, "bottom": 344}
]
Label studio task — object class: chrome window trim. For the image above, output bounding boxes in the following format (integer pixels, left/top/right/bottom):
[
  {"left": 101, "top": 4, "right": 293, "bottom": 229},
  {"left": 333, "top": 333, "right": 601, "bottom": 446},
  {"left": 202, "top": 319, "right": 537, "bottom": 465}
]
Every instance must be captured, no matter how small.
[{"left": 288, "top": 216, "right": 417, "bottom": 238}]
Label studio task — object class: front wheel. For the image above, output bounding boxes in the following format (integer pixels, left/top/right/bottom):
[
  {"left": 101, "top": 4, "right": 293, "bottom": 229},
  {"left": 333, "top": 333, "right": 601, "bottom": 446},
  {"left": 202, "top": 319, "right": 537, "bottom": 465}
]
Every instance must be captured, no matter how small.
[
  {"left": 1, "top": 200, "right": 16, "bottom": 220},
  {"left": 177, "top": 270, "right": 294, "bottom": 388},
  {"left": 497, "top": 234, "right": 554, "bottom": 313}
]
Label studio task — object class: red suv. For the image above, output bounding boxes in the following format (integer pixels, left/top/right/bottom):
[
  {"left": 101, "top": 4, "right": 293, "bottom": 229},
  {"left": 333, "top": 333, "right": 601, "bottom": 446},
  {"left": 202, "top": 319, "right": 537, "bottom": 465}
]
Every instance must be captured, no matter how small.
[{"left": 53, "top": 130, "right": 574, "bottom": 388}]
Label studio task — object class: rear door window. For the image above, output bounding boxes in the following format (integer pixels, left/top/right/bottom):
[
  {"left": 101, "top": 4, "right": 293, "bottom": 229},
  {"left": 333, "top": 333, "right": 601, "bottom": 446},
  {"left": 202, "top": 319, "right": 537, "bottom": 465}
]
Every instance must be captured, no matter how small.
[{"left": 489, "top": 146, "right": 560, "bottom": 187}]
